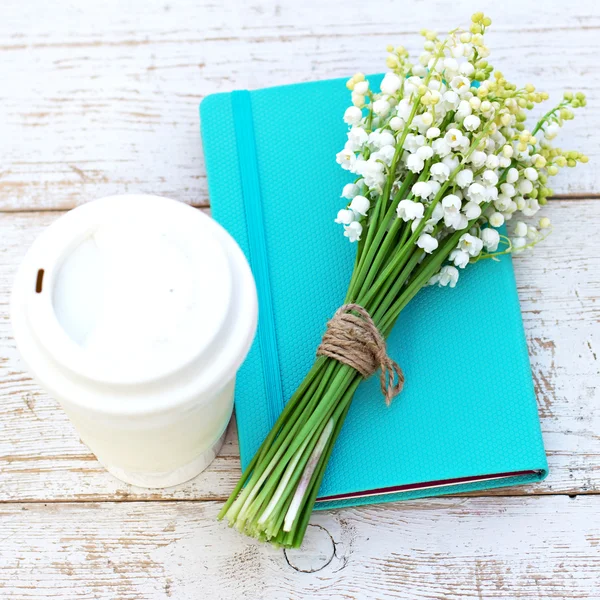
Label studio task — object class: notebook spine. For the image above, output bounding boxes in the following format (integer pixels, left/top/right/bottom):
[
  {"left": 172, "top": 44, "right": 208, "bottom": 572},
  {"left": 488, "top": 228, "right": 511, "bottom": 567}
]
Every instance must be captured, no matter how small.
[{"left": 231, "top": 90, "right": 285, "bottom": 428}]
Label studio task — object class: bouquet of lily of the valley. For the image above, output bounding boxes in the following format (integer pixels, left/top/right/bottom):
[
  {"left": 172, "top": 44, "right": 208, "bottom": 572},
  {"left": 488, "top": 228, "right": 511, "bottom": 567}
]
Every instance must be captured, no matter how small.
[{"left": 218, "top": 12, "right": 587, "bottom": 548}]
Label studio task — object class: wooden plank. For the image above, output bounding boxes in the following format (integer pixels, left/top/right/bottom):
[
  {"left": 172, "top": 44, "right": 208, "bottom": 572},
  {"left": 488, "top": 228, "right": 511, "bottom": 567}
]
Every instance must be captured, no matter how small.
[
  {"left": 0, "top": 0, "right": 599, "bottom": 211},
  {"left": 0, "top": 199, "right": 598, "bottom": 501},
  {"left": 0, "top": 496, "right": 598, "bottom": 599}
]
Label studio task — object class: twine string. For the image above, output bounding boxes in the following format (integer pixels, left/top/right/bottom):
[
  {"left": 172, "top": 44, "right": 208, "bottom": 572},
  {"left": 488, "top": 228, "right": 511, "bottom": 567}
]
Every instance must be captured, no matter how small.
[{"left": 316, "top": 303, "right": 404, "bottom": 405}]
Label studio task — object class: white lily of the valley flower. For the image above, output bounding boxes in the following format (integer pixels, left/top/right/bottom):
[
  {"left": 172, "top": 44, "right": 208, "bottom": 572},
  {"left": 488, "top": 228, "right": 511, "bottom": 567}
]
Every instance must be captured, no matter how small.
[
  {"left": 369, "top": 130, "right": 396, "bottom": 149},
  {"left": 463, "top": 115, "right": 481, "bottom": 131},
  {"left": 451, "top": 43, "right": 464, "bottom": 58},
  {"left": 444, "top": 57, "right": 459, "bottom": 73},
  {"left": 455, "top": 168, "right": 474, "bottom": 188},
  {"left": 373, "top": 99, "right": 391, "bottom": 117},
  {"left": 335, "top": 209, "right": 355, "bottom": 225},
  {"left": 482, "top": 169, "right": 499, "bottom": 186},
  {"left": 444, "top": 128, "right": 463, "bottom": 148},
  {"left": 380, "top": 72, "right": 401, "bottom": 94},
  {"left": 539, "top": 217, "right": 551, "bottom": 229},
  {"left": 341, "top": 183, "right": 359, "bottom": 199},
  {"left": 470, "top": 151, "right": 487, "bottom": 168},
  {"left": 404, "top": 133, "right": 425, "bottom": 153},
  {"left": 416, "top": 145, "right": 434, "bottom": 161},
  {"left": 485, "top": 185, "right": 498, "bottom": 202},
  {"left": 466, "top": 182, "right": 487, "bottom": 204},
  {"left": 442, "top": 154, "right": 460, "bottom": 172},
  {"left": 442, "top": 194, "right": 462, "bottom": 227},
  {"left": 355, "top": 158, "right": 385, "bottom": 190},
  {"left": 517, "top": 178, "right": 534, "bottom": 195},
  {"left": 512, "top": 236, "right": 527, "bottom": 251},
  {"left": 389, "top": 116, "right": 403, "bottom": 131},
  {"left": 443, "top": 90, "right": 460, "bottom": 110},
  {"left": 344, "top": 221, "right": 362, "bottom": 242},
  {"left": 349, "top": 195, "right": 370, "bottom": 216},
  {"left": 450, "top": 248, "right": 470, "bottom": 268},
  {"left": 458, "top": 232, "right": 484, "bottom": 257},
  {"left": 481, "top": 227, "right": 500, "bottom": 252},
  {"left": 438, "top": 265, "right": 459, "bottom": 287},
  {"left": 404, "top": 75, "right": 422, "bottom": 95},
  {"left": 489, "top": 212, "right": 505, "bottom": 227},
  {"left": 522, "top": 198, "right": 541, "bottom": 217},
  {"left": 430, "top": 201, "right": 445, "bottom": 223},
  {"left": 396, "top": 98, "right": 412, "bottom": 120},
  {"left": 417, "top": 233, "right": 439, "bottom": 253},
  {"left": 544, "top": 122, "right": 560, "bottom": 140},
  {"left": 500, "top": 182, "right": 516, "bottom": 198},
  {"left": 347, "top": 127, "right": 369, "bottom": 151},
  {"left": 406, "top": 153, "right": 425, "bottom": 173},
  {"left": 485, "top": 154, "right": 500, "bottom": 169},
  {"left": 418, "top": 112, "right": 434, "bottom": 129},
  {"left": 336, "top": 148, "right": 356, "bottom": 171},
  {"left": 343, "top": 106, "right": 362, "bottom": 125},
  {"left": 426, "top": 127, "right": 441, "bottom": 139},
  {"left": 463, "top": 201, "right": 482, "bottom": 219},
  {"left": 412, "top": 181, "right": 433, "bottom": 199},
  {"left": 494, "top": 195, "right": 512, "bottom": 212},
  {"left": 459, "top": 61, "right": 475, "bottom": 77},
  {"left": 456, "top": 214, "right": 469, "bottom": 230},
  {"left": 432, "top": 137, "right": 452, "bottom": 157},
  {"left": 411, "top": 217, "right": 435, "bottom": 234},
  {"left": 372, "top": 145, "right": 396, "bottom": 166},
  {"left": 457, "top": 100, "right": 472, "bottom": 119},
  {"left": 431, "top": 162, "right": 450, "bottom": 182},
  {"left": 524, "top": 167, "right": 538, "bottom": 181},
  {"left": 450, "top": 75, "right": 470, "bottom": 95},
  {"left": 353, "top": 80, "right": 369, "bottom": 95},
  {"left": 428, "top": 180, "right": 441, "bottom": 197},
  {"left": 506, "top": 167, "right": 519, "bottom": 184},
  {"left": 457, "top": 135, "right": 471, "bottom": 153},
  {"left": 397, "top": 199, "right": 425, "bottom": 221},
  {"left": 513, "top": 221, "right": 528, "bottom": 238}
]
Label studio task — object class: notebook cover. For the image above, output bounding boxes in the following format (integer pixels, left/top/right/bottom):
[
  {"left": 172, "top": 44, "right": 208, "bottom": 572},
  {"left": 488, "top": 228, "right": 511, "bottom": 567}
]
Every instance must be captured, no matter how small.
[{"left": 199, "top": 76, "right": 548, "bottom": 510}]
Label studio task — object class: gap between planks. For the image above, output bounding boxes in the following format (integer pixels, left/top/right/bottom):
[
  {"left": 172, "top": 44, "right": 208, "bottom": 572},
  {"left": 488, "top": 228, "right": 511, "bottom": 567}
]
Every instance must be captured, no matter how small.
[
  {"left": 0, "top": 491, "right": 595, "bottom": 506},
  {"left": 0, "top": 194, "right": 597, "bottom": 214}
]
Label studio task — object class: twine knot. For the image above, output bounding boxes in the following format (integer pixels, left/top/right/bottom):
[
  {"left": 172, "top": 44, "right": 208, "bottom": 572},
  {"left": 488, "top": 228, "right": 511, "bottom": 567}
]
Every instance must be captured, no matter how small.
[{"left": 316, "top": 303, "right": 404, "bottom": 405}]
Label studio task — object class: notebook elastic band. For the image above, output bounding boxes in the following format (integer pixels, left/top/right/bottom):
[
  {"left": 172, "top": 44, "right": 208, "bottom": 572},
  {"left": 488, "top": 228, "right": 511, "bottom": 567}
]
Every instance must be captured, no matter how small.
[{"left": 231, "top": 90, "right": 284, "bottom": 427}]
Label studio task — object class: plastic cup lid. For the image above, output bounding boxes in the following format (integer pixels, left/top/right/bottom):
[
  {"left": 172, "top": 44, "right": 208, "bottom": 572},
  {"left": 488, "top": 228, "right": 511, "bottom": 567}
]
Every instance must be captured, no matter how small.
[{"left": 13, "top": 195, "right": 249, "bottom": 395}]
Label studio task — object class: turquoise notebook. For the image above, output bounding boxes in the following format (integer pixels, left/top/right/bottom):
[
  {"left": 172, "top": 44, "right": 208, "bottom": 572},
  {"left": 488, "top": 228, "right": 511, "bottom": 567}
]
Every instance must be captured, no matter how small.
[{"left": 200, "top": 76, "right": 548, "bottom": 510}]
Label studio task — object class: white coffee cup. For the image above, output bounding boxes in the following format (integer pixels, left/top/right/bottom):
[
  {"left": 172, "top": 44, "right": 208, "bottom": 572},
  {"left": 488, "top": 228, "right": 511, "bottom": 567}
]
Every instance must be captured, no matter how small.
[{"left": 11, "top": 194, "right": 257, "bottom": 488}]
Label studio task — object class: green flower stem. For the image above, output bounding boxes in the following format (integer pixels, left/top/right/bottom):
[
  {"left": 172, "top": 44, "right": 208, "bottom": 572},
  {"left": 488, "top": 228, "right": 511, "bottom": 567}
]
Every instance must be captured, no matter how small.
[
  {"left": 532, "top": 99, "right": 569, "bottom": 136},
  {"left": 346, "top": 173, "right": 417, "bottom": 301},
  {"left": 380, "top": 227, "right": 470, "bottom": 336},
  {"left": 221, "top": 360, "right": 331, "bottom": 524},
  {"left": 356, "top": 167, "right": 432, "bottom": 298},
  {"left": 372, "top": 249, "right": 425, "bottom": 324},
  {"left": 283, "top": 376, "right": 360, "bottom": 548},
  {"left": 282, "top": 417, "right": 334, "bottom": 532},
  {"left": 251, "top": 357, "right": 327, "bottom": 466},
  {"left": 236, "top": 361, "right": 341, "bottom": 526},
  {"left": 259, "top": 385, "right": 345, "bottom": 536},
  {"left": 241, "top": 361, "right": 354, "bottom": 525},
  {"left": 346, "top": 192, "right": 386, "bottom": 296}
]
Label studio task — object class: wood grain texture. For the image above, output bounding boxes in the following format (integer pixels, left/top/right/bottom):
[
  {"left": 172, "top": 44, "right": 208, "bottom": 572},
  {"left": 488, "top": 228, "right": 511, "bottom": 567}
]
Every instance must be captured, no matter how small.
[
  {"left": 1, "top": 200, "right": 598, "bottom": 501},
  {"left": 0, "top": 0, "right": 599, "bottom": 211},
  {"left": 0, "top": 497, "right": 598, "bottom": 599},
  {"left": 1, "top": 1, "right": 599, "bottom": 596}
]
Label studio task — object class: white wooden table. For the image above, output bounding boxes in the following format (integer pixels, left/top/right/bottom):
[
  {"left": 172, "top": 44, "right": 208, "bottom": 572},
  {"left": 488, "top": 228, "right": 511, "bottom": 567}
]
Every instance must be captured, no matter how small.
[{"left": 1, "top": 1, "right": 599, "bottom": 597}]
